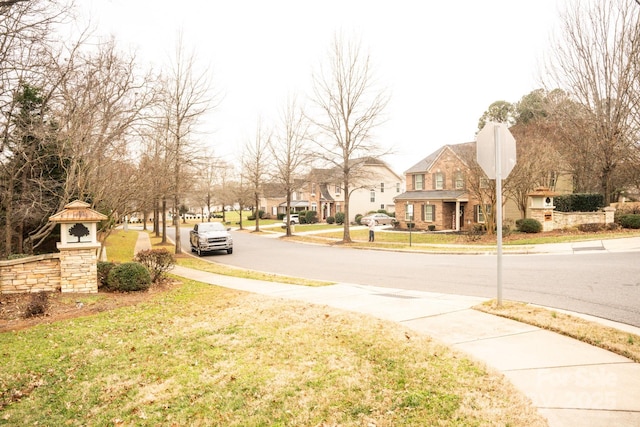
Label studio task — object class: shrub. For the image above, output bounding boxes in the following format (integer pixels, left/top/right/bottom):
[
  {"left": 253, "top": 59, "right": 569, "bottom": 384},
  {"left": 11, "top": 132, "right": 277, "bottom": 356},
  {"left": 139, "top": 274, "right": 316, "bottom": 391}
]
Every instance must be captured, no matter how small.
[
  {"left": 355, "top": 214, "right": 363, "bottom": 225},
  {"left": 97, "top": 261, "right": 117, "bottom": 289},
  {"left": 465, "top": 224, "right": 485, "bottom": 242},
  {"left": 577, "top": 223, "right": 605, "bottom": 233},
  {"left": 134, "top": 249, "right": 176, "bottom": 282},
  {"left": 517, "top": 218, "right": 542, "bottom": 233},
  {"left": 298, "top": 210, "right": 308, "bottom": 224},
  {"left": 305, "top": 210, "right": 318, "bottom": 224},
  {"left": 618, "top": 214, "right": 640, "bottom": 229},
  {"left": 107, "top": 262, "right": 151, "bottom": 292},
  {"left": 427, "top": 225, "right": 436, "bottom": 231},
  {"left": 555, "top": 193, "right": 604, "bottom": 212},
  {"left": 326, "top": 216, "right": 335, "bottom": 224},
  {"left": 335, "top": 212, "right": 345, "bottom": 225},
  {"left": 23, "top": 292, "right": 50, "bottom": 318}
]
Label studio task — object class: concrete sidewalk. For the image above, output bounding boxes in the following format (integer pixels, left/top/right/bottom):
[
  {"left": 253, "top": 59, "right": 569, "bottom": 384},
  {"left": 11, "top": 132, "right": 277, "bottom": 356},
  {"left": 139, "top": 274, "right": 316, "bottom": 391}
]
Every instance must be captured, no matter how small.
[{"left": 134, "top": 231, "right": 640, "bottom": 426}]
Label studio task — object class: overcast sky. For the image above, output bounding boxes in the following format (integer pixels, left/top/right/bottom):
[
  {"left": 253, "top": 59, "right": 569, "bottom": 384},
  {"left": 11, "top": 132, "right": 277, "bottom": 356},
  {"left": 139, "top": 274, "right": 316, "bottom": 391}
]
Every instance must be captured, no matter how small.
[{"left": 79, "top": 0, "right": 563, "bottom": 173}]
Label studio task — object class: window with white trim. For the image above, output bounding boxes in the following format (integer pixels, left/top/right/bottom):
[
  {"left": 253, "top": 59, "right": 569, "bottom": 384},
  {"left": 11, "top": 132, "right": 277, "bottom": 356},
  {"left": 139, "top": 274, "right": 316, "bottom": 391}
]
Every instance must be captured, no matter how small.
[
  {"left": 414, "top": 174, "right": 424, "bottom": 190},
  {"left": 380, "top": 182, "right": 384, "bottom": 193},
  {"left": 424, "top": 204, "right": 435, "bottom": 222},
  {"left": 370, "top": 189, "right": 375, "bottom": 202},
  {"left": 405, "top": 204, "right": 414, "bottom": 221},
  {"left": 454, "top": 171, "right": 464, "bottom": 189},
  {"left": 475, "top": 204, "right": 491, "bottom": 223},
  {"left": 435, "top": 172, "right": 444, "bottom": 190}
]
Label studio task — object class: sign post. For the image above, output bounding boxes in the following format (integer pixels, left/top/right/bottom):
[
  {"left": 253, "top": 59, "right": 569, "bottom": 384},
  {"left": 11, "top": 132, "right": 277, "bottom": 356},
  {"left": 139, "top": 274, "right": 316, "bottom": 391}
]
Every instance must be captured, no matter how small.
[{"left": 476, "top": 122, "right": 516, "bottom": 307}]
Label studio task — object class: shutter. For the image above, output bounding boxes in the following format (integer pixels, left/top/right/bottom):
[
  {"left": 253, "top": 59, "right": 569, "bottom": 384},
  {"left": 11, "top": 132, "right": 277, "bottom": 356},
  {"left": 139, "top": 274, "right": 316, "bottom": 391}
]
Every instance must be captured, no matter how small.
[
  {"left": 433, "top": 205, "right": 436, "bottom": 222},
  {"left": 432, "top": 173, "right": 436, "bottom": 189},
  {"left": 441, "top": 173, "right": 446, "bottom": 189},
  {"left": 421, "top": 204, "right": 425, "bottom": 221}
]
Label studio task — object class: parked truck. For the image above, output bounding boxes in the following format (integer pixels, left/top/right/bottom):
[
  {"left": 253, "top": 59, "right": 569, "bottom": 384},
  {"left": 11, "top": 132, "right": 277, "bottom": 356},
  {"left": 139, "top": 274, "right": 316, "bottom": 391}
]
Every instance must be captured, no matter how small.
[{"left": 190, "top": 222, "right": 233, "bottom": 256}]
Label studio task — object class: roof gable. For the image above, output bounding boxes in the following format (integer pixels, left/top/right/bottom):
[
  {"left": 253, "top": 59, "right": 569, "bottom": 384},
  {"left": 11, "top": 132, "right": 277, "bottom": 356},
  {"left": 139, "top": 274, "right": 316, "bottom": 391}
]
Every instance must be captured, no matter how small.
[{"left": 404, "top": 142, "right": 475, "bottom": 174}]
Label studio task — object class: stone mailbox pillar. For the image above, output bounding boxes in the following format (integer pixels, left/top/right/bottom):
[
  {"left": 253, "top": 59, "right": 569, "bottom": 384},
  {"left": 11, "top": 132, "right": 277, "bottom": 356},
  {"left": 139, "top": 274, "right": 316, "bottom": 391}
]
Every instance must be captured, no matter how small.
[
  {"left": 527, "top": 187, "right": 558, "bottom": 232},
  {"left": 49, "top": 200, "right": 107, "bottom": 293}
]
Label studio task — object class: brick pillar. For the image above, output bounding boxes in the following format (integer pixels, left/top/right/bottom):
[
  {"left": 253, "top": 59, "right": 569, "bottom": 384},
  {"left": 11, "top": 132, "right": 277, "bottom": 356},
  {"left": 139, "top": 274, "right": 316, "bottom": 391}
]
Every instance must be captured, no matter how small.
[{"left": 58, "top": 245, "right": 100, "bottom": 293}]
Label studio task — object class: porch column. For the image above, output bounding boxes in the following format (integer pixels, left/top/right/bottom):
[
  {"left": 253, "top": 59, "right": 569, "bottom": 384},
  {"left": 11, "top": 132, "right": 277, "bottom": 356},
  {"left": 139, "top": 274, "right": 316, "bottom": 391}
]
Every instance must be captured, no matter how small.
[{"left": 455, "top": 200, "right": 461, "bottom": 231}]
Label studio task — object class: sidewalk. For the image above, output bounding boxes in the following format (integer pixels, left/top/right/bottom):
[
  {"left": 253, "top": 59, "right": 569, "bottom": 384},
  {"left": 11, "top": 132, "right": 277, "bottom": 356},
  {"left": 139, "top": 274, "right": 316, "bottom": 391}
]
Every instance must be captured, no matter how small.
[{"left": 134, "top": 232, "right": 640, "bottom": 426}]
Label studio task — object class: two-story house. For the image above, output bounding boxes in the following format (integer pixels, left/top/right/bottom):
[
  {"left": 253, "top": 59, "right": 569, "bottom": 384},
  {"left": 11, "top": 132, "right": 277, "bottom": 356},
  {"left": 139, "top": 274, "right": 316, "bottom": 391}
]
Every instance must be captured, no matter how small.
[
  {"left": 306, "top": 158, "right": 404, "bottom": 223},
  {"left": 394, "top": 142, "right": 478, "bottom": 231}
]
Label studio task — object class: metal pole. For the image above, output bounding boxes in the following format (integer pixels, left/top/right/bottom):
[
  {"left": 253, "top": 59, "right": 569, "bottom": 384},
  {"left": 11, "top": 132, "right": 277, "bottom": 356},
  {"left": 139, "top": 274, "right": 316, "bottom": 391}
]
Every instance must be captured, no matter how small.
[{"left": 494, "top": 124, "right": 503, "bottom": 307}]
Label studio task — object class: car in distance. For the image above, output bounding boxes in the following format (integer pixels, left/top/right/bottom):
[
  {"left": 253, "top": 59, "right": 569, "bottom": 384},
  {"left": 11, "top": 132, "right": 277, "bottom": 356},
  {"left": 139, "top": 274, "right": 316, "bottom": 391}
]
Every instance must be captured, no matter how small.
[
  {"left": 285, "top": 213, "right": 300, "bottom": 224},
  {"left": 190, "top": 222, "right": 233, "bottom": 256},
  {"left": 361, "top": 213, "right": 396, "bottom": 226}
]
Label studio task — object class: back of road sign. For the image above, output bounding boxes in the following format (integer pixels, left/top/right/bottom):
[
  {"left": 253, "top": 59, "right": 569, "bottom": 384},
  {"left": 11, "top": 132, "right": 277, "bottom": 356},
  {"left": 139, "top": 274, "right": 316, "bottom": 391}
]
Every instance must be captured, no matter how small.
[{"left": 476, "top": 122, "right": 516, "bottom": 179}]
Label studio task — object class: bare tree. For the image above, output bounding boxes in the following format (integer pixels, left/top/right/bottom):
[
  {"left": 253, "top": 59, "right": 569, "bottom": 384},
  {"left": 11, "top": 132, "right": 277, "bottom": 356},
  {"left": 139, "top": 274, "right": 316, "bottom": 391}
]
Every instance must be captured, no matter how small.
[
  {"left": 545, "top": 0, "right": 640, "bottom": 203},
  {"left": 242, "top": 120, "right": 271, "bottom": 232},
  {"left": 160, "top": 32, "right": 216, "bottom": 254},
  {"left": 309, "top": 33, "right": 390, "bottom": 243},
  {"left": 269, "top": 96, "right": 311, "bottom": 237}
]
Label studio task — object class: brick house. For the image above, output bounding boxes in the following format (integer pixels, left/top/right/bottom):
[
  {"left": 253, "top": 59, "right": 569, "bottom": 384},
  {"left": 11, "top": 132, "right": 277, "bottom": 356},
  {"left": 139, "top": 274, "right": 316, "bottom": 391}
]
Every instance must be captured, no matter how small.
[{"left": 394, "top": 142, "right": 481, "bottom": 231}]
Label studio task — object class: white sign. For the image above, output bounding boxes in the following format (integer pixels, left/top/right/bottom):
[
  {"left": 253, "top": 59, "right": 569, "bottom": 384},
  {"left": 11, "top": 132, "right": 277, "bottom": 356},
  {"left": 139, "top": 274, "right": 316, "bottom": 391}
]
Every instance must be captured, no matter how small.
[{"left": 476, "top": 122, "right": 516, "bottom": 179}]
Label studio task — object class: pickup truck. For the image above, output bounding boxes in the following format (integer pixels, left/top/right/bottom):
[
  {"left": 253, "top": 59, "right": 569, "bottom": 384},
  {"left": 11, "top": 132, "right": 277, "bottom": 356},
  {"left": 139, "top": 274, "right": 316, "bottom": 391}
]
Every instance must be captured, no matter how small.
[{"left": 190, "top": 222, "right": 233, "bottom": 256}]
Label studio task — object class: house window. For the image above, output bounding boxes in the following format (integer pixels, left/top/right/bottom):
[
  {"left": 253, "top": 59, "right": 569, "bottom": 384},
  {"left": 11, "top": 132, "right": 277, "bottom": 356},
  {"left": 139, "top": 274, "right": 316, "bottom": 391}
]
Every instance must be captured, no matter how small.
[
  {"left": 405, "top": 204, "right": 414, "bottom": 221},
  {"left": 311, "top": 203, "right": 317, "bottom": 212},
  {"left": 414, "top": 174, "right": 424, "bottom": 190},
  {"left": 370, "top": 189, "right": 375, "bottom": 202},
  {"left": 424, "top": 204, "right": 435, "bottom": 222},
  {"left": 434, "top": 172, "right": 444, "bottom": 190},
  {"left": 380, "top": 204, "right": 384, "bottom": 210},
  {"left": 475, "top": 204, "right": 492, "bottom": 223},
  {"left": 311, "top": 183, "right": 316, "bottom": 195},
  {"left": 336, "top": 203, "right": 341, "bottom": 213},
  {"left": 480, "top": 177, "right": 490, "bottom": 189},
  {"left": 380, "top": 182, "right": 384, "bottom": 193},
  {"left": 396, "top": 183, "right": 400, "bottom": 193},
  {"left": 454, "top": 171, "right": 464, "bottom": 189},
  {"left": 335, "top": 184, "right": 341, "bottom": 194}
]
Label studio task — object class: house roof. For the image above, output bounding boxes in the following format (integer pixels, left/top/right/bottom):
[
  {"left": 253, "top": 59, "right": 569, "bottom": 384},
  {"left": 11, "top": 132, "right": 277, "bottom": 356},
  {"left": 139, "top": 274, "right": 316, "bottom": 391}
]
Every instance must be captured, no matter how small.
[
  {"left": 278, "top": 200, "right": 309, "bottom": 208},
  {"left": 394, "top": 190, "right": 468, "bottom": 202},
  {"left": 319, "top": 184, "right": 334, "bottom": 201},
  {"left": 404, "top": 142, "right": 475, "bottom": 174}
]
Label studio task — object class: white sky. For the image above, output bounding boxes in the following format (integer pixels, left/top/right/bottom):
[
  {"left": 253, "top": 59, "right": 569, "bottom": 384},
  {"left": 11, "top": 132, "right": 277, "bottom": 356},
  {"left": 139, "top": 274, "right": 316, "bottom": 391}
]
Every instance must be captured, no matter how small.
[{"left": 79, "top": 0, "right": 563, "bottom": 173}]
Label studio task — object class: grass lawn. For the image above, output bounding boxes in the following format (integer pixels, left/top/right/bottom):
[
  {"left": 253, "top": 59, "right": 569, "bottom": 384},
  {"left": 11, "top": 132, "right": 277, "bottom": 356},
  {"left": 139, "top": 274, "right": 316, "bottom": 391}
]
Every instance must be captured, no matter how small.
[{"left": 0, "top": 229, "right": 547, "bottom": 426}]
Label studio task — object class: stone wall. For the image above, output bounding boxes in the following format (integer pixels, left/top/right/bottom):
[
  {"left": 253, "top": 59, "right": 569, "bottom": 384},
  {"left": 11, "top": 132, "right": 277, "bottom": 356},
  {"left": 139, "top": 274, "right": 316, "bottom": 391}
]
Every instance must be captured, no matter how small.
[
  {"left": 552, "top": 207, "right": 615, "bottom": 229},
  {"left": 0, "top": 254, "right": 61, "bottom": 294},
  {"left": 58, "top": 247, "right": 99, "bottom": 293}
]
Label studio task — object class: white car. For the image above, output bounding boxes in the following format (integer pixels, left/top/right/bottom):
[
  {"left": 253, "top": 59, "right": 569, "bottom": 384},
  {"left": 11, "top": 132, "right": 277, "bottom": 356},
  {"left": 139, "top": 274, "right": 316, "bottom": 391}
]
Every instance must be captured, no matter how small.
[
  {"left": 361, "top": 213, "right": 396, "bottom": 226},
  {"left": 285, "top": 214, "right": 300, "bottom": 225}
]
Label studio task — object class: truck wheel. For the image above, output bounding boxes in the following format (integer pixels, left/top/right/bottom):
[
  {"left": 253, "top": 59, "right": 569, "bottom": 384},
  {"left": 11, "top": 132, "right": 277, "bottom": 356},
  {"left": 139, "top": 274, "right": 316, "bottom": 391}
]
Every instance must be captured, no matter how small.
[{"left": 227, "top": 248, "right": 233, "bottom": 254}]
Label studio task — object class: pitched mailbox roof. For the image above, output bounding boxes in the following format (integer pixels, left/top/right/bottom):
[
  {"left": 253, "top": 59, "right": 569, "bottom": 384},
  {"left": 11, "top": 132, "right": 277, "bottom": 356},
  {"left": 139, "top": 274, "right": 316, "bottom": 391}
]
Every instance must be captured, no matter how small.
[{"left": 49, "top": 200, "right": 108, "bottom": 223}]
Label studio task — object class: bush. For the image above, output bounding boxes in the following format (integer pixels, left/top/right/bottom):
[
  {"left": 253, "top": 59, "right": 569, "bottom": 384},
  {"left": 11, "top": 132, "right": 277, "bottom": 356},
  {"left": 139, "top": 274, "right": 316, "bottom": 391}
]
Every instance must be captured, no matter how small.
[
  {"left": 577, "top": 223, "right": 605, "bottom": 233},
  {"left": 305, "top": 210, "right": 318, "bottom": 224},
  {"left": 517, "top": 218, "right": 542, "bottom": 233},
  {"left": 427, "top": 225, "right": 436, "bottom": 231},
  {"left": 298, "top": 210, "right": 308, "bottom": 224},
  {"left": 355, "top": 214, "right": 363, "bottom": 225},
  {"left": 326, "top": 216, "right": 335, "bottom": 224},
  {"left": 555, "top": 193, "right": 604, "bottom": 212},
  {"left": 618, "top": 214, "right": 640, "bottom": 229},
  {"left": 23, "top": 292, "right": 50, "bottom": 318},
  {"left": 97, "top": 261, "right": 116, "bottom": 289},
  {"left": 335, "top": 212, "right": 345, "bottom": 225},
  {"left": 134, "top": 249, "right": 176, "bottom": 282},
  {"left": 107, "top": 262, "right": 152, "bottom": 292}
]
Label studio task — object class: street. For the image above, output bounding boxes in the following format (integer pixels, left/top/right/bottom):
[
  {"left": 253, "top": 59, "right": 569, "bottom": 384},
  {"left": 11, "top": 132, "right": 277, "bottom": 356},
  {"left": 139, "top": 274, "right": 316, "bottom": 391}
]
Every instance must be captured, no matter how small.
[{"left": 174, "top": 227, "right": 640, "bottom": 328}]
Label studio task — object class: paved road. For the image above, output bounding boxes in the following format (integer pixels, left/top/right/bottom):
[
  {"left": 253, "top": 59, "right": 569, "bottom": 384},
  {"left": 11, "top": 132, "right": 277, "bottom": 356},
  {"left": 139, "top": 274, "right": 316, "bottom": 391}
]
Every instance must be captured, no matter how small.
[{"left": 177, "top": 228, "right": 640, "bottom": 328}]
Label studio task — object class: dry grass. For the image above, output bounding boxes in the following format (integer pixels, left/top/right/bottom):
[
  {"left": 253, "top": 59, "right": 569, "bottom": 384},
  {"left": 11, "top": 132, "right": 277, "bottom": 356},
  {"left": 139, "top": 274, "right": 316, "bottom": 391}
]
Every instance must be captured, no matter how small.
[
  {"left": 1, "top": 281, "right": 547, "bottom": 426},
  {"left": 474, "top": 300, "right": 640, "bottom": 362}
]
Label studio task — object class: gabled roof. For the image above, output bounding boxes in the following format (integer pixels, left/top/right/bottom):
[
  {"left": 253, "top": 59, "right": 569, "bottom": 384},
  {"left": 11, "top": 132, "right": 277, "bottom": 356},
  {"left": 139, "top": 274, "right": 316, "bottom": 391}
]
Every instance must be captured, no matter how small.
[{"left": 404, "top": 142, "right": 475, "bottom": 174}]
